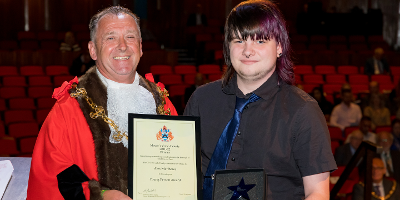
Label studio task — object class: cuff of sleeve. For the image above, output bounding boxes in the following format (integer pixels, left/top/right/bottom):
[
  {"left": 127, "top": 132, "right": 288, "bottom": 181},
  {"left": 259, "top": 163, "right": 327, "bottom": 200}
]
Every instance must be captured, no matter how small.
[{"left": 89, "top": 179, "right": 109, "bottom": 200}]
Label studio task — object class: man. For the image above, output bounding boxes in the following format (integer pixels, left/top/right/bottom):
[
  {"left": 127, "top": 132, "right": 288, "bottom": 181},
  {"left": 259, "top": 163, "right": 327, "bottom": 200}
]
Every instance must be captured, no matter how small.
[
  {"left": 376, "top": 131, "right": 400, "bottom": 183},
  {"left": 27, "top": 6, "right": 177, "bottom": 200},
  {"left": 330, "top": 89, "right": 362, "bottom": 131},
  {"left": 353, "top": 157, "right": 400, "bottom": 200},
  {"left": 391, "top": 119, "right": 400, "bottom": 151},
  {"left": 345, "top": 116, "right": 377, "bottom": 144},
  {"left": 365, "top": 47, "right": 390, "bottom": 75},
  {"left": 184, "top": 1, "right": 337, "bottom": 199},
  {"left": 335, "top": 131, "right": 364, "bottom": 166}
]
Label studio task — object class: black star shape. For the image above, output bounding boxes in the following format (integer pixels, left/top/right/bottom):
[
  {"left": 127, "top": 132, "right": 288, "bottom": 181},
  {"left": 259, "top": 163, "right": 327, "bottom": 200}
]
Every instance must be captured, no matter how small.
[{"left": 227, "top": 177, "right": 256, "bottom": 200}]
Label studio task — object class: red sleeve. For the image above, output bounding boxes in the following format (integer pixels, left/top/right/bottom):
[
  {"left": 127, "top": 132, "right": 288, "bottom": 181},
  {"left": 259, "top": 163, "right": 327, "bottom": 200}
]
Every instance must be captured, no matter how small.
[
  {"left": 165, "top": 97, "right": 178, "bottom": 116},
  {"left": 27, "top": 95, "right": 97, "bottom": 200}
]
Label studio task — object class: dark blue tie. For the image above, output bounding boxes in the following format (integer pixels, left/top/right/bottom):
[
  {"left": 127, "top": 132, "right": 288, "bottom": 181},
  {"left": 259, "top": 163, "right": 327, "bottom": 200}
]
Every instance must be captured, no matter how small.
[{"left": 203, "top": 93, "right": 261, "bottom": 200}]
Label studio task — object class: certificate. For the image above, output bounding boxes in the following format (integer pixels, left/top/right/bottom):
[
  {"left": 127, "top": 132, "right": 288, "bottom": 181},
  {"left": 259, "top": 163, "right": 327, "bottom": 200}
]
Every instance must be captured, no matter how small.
[{"left": 128, "top": 114, "right": 201, "bottom": 200}]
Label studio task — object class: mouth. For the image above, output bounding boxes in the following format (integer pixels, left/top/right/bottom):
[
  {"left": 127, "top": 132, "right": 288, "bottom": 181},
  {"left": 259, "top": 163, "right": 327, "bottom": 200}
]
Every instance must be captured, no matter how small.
[
  {"left": 241, "top": 60, "right": 258, "bottom": 65},
  {"left": 113, "top": 56, "right": 130, "bottom": 60}
]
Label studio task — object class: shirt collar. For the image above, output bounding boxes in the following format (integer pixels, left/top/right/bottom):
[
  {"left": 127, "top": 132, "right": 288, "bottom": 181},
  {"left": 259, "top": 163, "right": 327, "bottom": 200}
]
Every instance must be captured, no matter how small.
[
  {"left": 222, "top": 71, "right": 281, "bottom": 100},
  {"left": 96, "top": 67, "right": 139, "bottom": 89}
]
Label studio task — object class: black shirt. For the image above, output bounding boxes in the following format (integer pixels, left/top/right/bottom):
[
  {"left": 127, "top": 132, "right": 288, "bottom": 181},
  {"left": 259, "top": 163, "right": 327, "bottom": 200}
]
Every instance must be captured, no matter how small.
[{"left": 184, "top": 72, "right": 337, "bottom": 199}]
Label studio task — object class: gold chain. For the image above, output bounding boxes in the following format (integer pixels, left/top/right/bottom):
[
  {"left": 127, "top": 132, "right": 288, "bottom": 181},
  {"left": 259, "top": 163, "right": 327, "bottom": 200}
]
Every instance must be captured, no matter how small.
[
  {"left": 359, "top": 180, "right": 397, "bottom": 200},
  {"left": 70, "top": 85, "right": 171, "bottom": 142},
  {"left": 70, "top": 87, "right": 128, "bottom": 142}
]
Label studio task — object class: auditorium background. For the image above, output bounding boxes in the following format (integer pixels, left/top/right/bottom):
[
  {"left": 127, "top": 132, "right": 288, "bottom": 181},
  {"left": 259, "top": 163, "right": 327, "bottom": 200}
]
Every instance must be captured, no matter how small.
[{"left": 0, "top": 0, "right": 400, "bottom": 199}]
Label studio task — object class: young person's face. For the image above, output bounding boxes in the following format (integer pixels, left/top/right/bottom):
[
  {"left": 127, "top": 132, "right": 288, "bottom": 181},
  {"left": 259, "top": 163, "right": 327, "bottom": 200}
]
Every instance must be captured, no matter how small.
[{"left": 229, "top": 33, "right": 282, "bottom": 84}]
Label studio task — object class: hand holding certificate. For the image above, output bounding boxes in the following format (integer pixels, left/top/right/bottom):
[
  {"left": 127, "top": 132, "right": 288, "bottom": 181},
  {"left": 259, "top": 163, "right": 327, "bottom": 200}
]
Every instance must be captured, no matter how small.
[{"left": 128, "top": 114, "right": 201, "bottom": 200}]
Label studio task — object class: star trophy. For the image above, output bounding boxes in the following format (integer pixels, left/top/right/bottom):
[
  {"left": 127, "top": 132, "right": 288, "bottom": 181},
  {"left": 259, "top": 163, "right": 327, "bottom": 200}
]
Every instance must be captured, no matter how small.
[{"left": 212, "top": 169, "right": 266, "bottom": 200}]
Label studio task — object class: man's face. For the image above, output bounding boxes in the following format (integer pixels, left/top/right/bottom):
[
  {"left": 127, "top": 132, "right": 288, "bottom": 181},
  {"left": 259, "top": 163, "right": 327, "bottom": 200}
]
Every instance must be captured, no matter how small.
[
  {"left": 230, "top": 33, "right": 282, "bottom": 86},
  {"left": 342, "top": 92, "right": 353, "bottom": 105},
  {"left": 88, "top": 13, "right": 142, "bottom": 83},
  {"left": 359, "top": 120, "right": 371, "bottom": 135},
  {"left": 372, "top": 158, "right": 386, "bottom": 183},
  {"left": 378, "top": 132, "right": 393, "bottom": 152},
  {"left": 350, "top": 132, "right": 363, "bottom": 149},
  {"left": 393, "top": 123, "right": 400, "bottom": 137}
]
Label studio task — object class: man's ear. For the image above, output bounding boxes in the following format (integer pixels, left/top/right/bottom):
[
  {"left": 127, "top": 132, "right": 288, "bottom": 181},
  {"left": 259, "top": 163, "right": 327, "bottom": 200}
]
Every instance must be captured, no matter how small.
[
  {"left": 277, "top": 42, "right": 282, "bottom": 57},
  {"left": 140, "top": 39, "right": 143, "bottom": 57},
  {"left": 88, "top": 41, "right": 97, "bottom": 60}
]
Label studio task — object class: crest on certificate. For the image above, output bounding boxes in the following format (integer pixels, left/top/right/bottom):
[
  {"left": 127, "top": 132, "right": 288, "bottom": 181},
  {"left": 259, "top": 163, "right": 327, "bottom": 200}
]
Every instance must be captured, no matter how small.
[{"left": 156, "top": 125, "right": 174, "bottom": 142}]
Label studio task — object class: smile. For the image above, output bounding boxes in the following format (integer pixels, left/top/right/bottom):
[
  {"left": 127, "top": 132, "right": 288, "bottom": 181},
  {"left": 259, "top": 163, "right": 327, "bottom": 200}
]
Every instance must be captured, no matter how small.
[
  {"left": 241, "top": 60, "right": 258, "bottom": 65},
  {"left": 113, "top": 56, "right": 130, "bottom": 60}
]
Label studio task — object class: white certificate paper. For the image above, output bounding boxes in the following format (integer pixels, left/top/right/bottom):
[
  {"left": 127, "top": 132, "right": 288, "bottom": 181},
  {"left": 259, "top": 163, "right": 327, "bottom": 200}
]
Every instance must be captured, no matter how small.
[{"left": 128, "top": 114, "right": 200, "bottom": 200}]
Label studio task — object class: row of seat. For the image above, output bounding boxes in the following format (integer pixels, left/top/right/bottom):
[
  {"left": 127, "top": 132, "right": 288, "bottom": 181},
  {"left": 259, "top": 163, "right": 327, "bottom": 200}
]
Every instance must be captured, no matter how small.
[
  {"left": 291, "top": 35, "right": 386, "bottom": 45},
  {"left": 296, "top": 73, "right": 397, "bottom": 86},
  {"left": 0, "top": 65, "right": 69, "bottom": 76},
  {"left": 0, "top": 75, "right": 74, "bottom": 88},
  {"left": 0, "top": 136, "right": 36, "bottom": 156}
]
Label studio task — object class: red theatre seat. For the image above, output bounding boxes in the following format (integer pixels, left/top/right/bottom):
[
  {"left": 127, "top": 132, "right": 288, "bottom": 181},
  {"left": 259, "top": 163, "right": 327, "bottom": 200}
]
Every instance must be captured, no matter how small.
[
  {"left": 351, "top": 84, "right": 369, "bottom": 94},
  {"left": 159, "top": 74, "right": 182, "bottom": 85},
  {"left": 326, "top": 74, "right": 346, "bottom": 84},
  {"left": 184, "top": 74, "right": 196, "bottom": 85},
  {"left": 37, "top": 97, "right": 56, "bottom": 109},
  {"left": 198, "top": 64, "right": 220, "bottom": 74},
  {"left": 2, "top": 76, "right": 27, "bottom": 86},
  {"left": 40, "top": 40, "right": 59, "bottom": 50},
  {"left": 150, "top": 65, "right": 173, "bottom": 75},
  {"left": 0, "top": 138, "right": 20, "bottom": 155},
  {"left": 390, "top": 66, "right": 400, "bottom": 76},
  {"left": 315, "top": 65, "right": 336, "bottom": 74},
  {"left": 303, "top": 74, "right": 324, "bottom": 84},
  {"left": 302, "top": 84, "right": 319, "bottom": 93},
  {"left": 337, "top": 66, "right": 359, "bottom": 75},
  {"left": 331, "top": 141, "right": 340, "bottom": 154},
  {"left": 46, "top": 65, "right": 69, "bottom": 76},
  {"left": 344, "top": 126, "right": 360, "bottom": 139},
  {"left": 174, "top": 65, "right": 197, "bottom": 75},
  {"left": 20, "top": 40, "right": 39, "bottom": 50},
  {"left": 0, "top": 40, "right": 19, "bottom": 50},
  {"left": 323, "top": 84, "right": 342, "bottom": 95},
  {"left": 168, "top": 84, "right": 190, "bottom": 97},
  {"left": 20, "top": 66, "right": 45, "bottom": 76},
  {"left": 0, "top": 87, "right": 26, "bottom": 99},
  {"left": 294, "top": 65, "right": 313, "bottom": 74},
  {"left": 208, "top": 73, "right": 222, "bottom": 82},
  {"left": 0, "top": 66, "right": 19, "bottom": 76},
  {"left": 371, "top": 74, "right": 393, "bottom": 85},
  {"left": 348, "top": 74, "right": 369, "bottom": 85},
  {"left": 17, "top": 31, "right": 36, "bottom": 40},
  {"left": 28, "top": 76, "right": 53, "bottom": 86},
  {"left": 328, "top": 126, "right": 344, "bottom": 142},
  {"left": 19, "top": 136, "right": 38, "bottom": 153},
  {"left": 53, "top": 75, "right": 75, "bottom": 87},
  {"left": 37, "top": 31, "right": 56, "bottom": 40},
  {"left": 9, "top": 98, "right": 36, "bottom": 110},
  {"left": 376, "top": 126, "right": 391, "bottom": 133},
  {"left": 28, "top": 86, "right": 54, "bottom": 98},
  {"left": 4, "top": 110, "right": 35, "bottom": 125},
  {"left": 8, "top": 122, "right": 39, "bottom": 138},
  {"left": 36, "top": 109, "right": 51, "bottom": 124},
  {"left": 0, "top": 99, "right": 6, "bottom": 111}
]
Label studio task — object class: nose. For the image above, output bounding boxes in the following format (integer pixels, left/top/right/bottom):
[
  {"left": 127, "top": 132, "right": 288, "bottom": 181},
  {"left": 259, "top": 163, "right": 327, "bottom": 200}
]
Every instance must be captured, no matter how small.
[
  {"left": 242, "top": 42, "right": 255, "bottom": 58},
  {"left": 118, "top": 36, "right": 127, "bottom": 51}
]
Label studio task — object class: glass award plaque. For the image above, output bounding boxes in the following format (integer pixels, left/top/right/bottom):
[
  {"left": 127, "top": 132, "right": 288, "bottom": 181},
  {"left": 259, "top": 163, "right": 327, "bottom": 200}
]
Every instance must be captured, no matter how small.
[{"left": 213, "top": 169, "right": 266, "bottom": 200}]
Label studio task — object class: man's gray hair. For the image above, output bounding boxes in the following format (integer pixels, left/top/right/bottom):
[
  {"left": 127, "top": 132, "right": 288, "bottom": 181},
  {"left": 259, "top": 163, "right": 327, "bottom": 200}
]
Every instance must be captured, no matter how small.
[{"left": 89, "top": 6, "right": 141, "bottom": 43}]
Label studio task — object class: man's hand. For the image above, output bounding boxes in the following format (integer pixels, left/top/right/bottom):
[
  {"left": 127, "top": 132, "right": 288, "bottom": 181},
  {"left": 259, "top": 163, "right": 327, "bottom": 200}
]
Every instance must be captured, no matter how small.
[
  {"left": 102, "top": 190, "right": 132, "bottom": 200},
  {"left": 303, "top": 172, "right": 330, "bottom": 200}
]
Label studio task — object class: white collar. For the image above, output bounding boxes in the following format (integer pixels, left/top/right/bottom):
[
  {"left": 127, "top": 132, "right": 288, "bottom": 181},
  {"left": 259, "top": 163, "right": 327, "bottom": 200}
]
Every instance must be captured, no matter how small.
[{"left": 96, "top": 68, "right": 139, "bottom": 89}]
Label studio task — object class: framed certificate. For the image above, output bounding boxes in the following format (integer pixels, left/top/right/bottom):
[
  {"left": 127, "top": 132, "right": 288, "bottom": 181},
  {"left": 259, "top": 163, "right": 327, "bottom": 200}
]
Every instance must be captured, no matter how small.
[{"left": 128, "top": 114, "right": 201, "bottom": 200}]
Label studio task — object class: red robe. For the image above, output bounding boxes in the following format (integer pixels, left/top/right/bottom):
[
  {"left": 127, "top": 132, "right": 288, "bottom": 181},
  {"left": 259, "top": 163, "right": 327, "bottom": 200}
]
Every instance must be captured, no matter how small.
[{"left": 27, "top": 73, "right": 177, "bottom": 200}]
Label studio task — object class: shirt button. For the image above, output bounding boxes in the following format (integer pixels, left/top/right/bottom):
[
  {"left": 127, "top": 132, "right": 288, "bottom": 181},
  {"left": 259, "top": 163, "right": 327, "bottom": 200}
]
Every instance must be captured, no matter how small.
[
  {"left": 237, "top": 131, "right": 241, "bottom": 135},
  {"left": 231, "top": 157, "right": 235, "bottom": 161}
]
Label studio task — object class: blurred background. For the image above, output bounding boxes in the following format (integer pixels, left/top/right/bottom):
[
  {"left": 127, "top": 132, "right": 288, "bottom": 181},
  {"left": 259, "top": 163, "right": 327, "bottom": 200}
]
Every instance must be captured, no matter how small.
[{"left": 1, "top": 2, "right": 400, "bottom": 198}]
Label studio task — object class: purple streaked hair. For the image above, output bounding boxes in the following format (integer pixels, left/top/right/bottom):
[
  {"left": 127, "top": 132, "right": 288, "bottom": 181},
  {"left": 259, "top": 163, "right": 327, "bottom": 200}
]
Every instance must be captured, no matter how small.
[{"left": 222, "top": 0, "right": 294, "bottom": 86}]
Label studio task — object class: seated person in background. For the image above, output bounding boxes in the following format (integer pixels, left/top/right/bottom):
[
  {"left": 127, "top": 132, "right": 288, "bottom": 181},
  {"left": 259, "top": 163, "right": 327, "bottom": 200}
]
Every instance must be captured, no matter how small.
[
  {"left": 365, "top": 47, "right": 390, "bottom": 75},
  {"left": 311, "top": 87, "right": 333, "bottom": 121},
  {"left": 186, "top": 4, "right": 208, "bottom": 26},
  {"left": 330, "top": 89, "right": 362, "bottom": 130},
  {"left": 60, "top": 31, "right": 81, "bottom": 52},
  {"left": 69, "top": 51, "right": 95, "bottom": 77},
  {"left": 352, "top": 157, "right": 400, "bottom": 200},
  {"left": 376, "top": 131, "right": 400, "bottom": 183},
  {"left": 345, "top": 116, "right": 377, "bottom": 144},
  {"left": 335, "top": 130, "right": 364, "bottom": 166},
  {"left": 364, "top": 93, "right": 391, "bottom": 130},
  {"left": 391, "top": 119, "right": 400, "bottom": 151},
  {"left": 334, "top": 83, "right": 352, "bottom": 105},
  {"left": 360, "top": 81, "right": 389, "bottom": 111}
]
